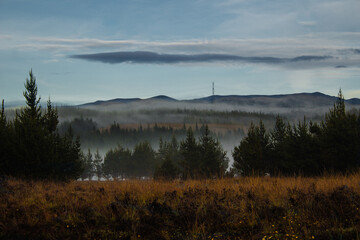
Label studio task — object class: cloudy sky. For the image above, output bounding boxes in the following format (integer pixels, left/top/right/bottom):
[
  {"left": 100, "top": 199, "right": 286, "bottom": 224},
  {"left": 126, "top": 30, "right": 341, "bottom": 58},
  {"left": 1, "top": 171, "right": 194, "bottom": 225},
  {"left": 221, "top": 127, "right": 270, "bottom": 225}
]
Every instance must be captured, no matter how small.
[{"left": 1, "top": 0, "right": 360, "bottom": 104}]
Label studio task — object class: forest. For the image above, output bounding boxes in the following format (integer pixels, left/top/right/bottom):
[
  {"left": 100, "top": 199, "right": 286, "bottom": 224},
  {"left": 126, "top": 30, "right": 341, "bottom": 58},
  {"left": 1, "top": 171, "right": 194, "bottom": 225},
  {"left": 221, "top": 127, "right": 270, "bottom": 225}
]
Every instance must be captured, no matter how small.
[
  {"left": 1, "top": 71, "right": 360, "bottom": 239},
  {"left": 1, "top": 71, "right": 360, "bottom": 181}
]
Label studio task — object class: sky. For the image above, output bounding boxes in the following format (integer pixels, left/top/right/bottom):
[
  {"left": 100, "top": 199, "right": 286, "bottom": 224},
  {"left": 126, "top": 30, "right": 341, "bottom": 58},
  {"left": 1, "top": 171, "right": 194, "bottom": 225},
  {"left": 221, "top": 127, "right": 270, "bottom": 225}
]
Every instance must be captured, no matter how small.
[{"left": 1, "top": 0, "right": 360, "bottom": 104}]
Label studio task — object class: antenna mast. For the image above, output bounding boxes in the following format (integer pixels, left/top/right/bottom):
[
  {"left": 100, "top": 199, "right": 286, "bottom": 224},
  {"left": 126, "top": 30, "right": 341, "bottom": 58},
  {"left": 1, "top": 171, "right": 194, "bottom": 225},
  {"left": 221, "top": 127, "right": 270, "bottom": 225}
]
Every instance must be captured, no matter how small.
[{"left": 212, "top": 82, "right": 215, "bottom": 96}]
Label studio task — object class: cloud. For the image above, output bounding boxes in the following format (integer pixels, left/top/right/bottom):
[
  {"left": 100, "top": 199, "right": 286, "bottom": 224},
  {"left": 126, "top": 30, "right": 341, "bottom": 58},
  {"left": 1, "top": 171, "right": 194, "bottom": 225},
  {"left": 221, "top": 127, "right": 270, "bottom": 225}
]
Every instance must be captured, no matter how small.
[
  {"left": 0, "top": 35, "right": 12, "bottom": 40},
  {"left": 70, "top": 51, "right": 332, "bottom": 65},
  {"left": 20, "top": 35, "right": 360, "bottom": 57},
  {"left": 298, "top": 21, "right": 317, "bottom": 26},
  {"left": 6, "top": 35, "right": 360, "bottom": 69},
  {"left": 290, "top": 56, "right": 331, "bottom": 62},
  {"left": 44, "top": 59, "right": 59, "bottom": 63}
]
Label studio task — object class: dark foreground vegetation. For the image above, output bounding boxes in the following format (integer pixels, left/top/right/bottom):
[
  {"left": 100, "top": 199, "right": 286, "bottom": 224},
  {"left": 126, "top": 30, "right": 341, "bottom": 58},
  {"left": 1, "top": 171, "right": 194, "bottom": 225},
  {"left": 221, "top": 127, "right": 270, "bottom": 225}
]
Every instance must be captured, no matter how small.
[
  {"left": 233, "top": 90, "right": 360, "bottom": 176},
  {"left": 0, "top": 70, "right": 83, "bottom": 181},
  {"left": 1, "top": 176, "right": 360, "bottom": 240}
]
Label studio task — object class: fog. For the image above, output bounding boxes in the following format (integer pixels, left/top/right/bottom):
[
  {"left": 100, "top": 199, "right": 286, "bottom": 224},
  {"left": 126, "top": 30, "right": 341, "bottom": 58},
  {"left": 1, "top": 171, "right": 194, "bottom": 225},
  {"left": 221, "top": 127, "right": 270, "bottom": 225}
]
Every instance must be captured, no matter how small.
[
  {"left": 56, "top": 100, "right": 335, "bottom": 130},
  {"left": 5, "top": 94, "right": 360, "bottom": 169}
]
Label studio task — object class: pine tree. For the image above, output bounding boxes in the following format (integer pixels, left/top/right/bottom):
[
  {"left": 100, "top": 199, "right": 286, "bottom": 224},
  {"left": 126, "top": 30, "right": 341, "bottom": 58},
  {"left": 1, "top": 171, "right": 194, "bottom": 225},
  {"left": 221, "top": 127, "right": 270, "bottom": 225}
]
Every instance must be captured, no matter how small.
[
  {"left": 4, "top": 70, "right": 83, "bottom": 180},
  {"left": 0, "top": 99, "right": 9, "bottom": 174},
  {"left": 0, "top": 100, "right": 5, "bottom": 127},
  {"left": 80, "top": 149, "right": 94, "bottom": 180},
  {"left": 232, "top": 121, "right": 270, "bottom": 176},
  {"left": 269, "top": 116, "right": 291, "bottom": 174},
  {"left": 93, "top": 149, "right": 103, "bottom": 180},
  {"left": 13, "top": 70, "right": 46, "bottom": 178},
  {"left": 180, "top": 127, "right": 199, "bottom": 179},
  {"left": 103, "top": 145, "right": 132, "bottom": 180},
  {"left": 154, "top": 135, "right": 181, "bottom": 180},
  {"left": 43, "top": 98, "right": 58, "bottom": 133},
  {"left": 198, "top": 125, "right": 228, "bottom": 178},
  {"left": 154, "top": 158, "right": 179, "bottom": 180},
  {"left": 318, "top": 89, "right": 360, "bottom": 173},
  {"left": 133, "top": 141, "right": 156, "bottom": 178},
  {"left": 23, "top": 69, "right": 41, "bottom": 120}
]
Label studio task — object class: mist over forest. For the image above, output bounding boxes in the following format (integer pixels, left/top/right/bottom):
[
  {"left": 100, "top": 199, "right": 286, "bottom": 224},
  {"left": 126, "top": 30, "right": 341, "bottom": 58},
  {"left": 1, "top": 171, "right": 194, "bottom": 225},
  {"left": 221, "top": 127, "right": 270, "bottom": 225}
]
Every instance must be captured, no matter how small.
[
  {"left": 47, "top": 94, "right": 360, "bottom": 151},
  {"left": 4, "top": 91, "right": 360, "bottom": 169}
]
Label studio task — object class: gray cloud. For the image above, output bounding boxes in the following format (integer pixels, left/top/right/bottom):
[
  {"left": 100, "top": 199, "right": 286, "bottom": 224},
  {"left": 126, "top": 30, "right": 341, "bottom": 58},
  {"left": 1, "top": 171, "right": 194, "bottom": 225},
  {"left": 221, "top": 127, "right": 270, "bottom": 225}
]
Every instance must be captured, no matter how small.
[
  {"left": 70, "top": 51, "right": 332, "bottom": 65},
  {"left": 298, "top": 21, "right": 317, "bottom": 26},
  {"left": 7, "top": 36, "right": 360, "bottom": 69},
  {"left": 23, "top": 36, "right": 356, "bottom": 57},
  {"left": 0, "top": 35, "right": 12, "bottom": 40}
]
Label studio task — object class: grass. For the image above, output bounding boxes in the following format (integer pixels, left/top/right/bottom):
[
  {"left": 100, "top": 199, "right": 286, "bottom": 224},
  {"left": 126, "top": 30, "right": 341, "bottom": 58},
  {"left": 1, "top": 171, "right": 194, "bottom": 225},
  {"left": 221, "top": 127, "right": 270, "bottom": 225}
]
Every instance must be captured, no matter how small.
[{"left": 1, "top": 175, "right": 360, "bottom": 239}]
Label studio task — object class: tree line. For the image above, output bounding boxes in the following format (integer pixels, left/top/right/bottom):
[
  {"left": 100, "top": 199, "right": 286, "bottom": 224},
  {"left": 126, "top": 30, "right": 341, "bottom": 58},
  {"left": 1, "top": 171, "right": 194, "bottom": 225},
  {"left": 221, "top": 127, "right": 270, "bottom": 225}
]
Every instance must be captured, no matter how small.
[
  {"left": 80, "top": 125, "right": 229, "bottom": 180},
  {"left": 232, "top": 90, "right": 360, "bottom": 176},
  {"left": 58, "top": 117, "right": 245, "bottom": 151}
]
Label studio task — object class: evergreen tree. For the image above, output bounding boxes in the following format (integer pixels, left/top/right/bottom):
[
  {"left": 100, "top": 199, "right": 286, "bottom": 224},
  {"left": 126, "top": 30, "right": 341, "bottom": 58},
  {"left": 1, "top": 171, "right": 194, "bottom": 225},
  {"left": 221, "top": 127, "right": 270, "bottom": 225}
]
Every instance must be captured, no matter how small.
[
  {"left": 232, "top": 90, "right": 360, "bottom": 176},
  {"left": 198, "top": 125, "right": 228, "bottom": 178},
  {"left": 43, "top": 98, "right": 58, "bottom": 133},
  {"left": 93, "top": 149, "right": 103, "bottom": 180},
  {"left": 132, "top": 141, "right": 156, "bottom": 178},
  {"left": 286, "top": 119, "right": 320, "bottom": 175},
  {"left": 156, "top": 136, "right": 181, "bottom": 167},
  {"left": 80, "top": 149, "right": 94, "bottom": 180},
  {"left": 153, "top": 158, "right": 179, "bottom": 180},
  {"left": 0, "top": 99, "right": 10, "bottom": 174},
  {"left": 318, "top": 89, "right": 360, "bottom": 173},
  {"left": 2, "top": 70, "right": 83, "bottom": 180},
  {"left": 269, "top": 116, "right": 291, "bottom": 174},
  {"left": 23, "top": 69, "right": 41, "bottom": 120},
  {"left": 103, "top": 145, "right": 132, "bottom": 180},
  {"left": 180, "top": 127, "right": 200, "bottom": 179},
  {"left": 232, "top": 121, "right": 270, "bottom": 176},
  {"left": 12, "top": 70, "right": 44, "bottom": 178},
  {"left": 103, "top": 148, "right": 118, "bottom": 180},
  {"left": 0, "top": 100, "right": 5, "bottom": 127},
  {"left": 154, "top": 136, "right": 181, "bottom": 180}
]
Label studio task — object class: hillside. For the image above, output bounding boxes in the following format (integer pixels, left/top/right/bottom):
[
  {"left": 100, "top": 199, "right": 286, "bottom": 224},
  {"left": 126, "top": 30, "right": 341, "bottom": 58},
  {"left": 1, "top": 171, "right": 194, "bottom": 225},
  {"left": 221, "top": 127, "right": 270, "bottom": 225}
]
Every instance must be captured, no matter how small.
[{"left": 77, "top": 92, "right": 360, "bottom": 116}]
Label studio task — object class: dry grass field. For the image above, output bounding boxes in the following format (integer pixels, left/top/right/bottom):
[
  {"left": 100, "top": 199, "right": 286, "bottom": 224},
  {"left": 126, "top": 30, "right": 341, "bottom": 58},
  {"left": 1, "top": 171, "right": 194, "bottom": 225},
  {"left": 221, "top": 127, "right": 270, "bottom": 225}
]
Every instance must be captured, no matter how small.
[{"left": 1, "top": 175, "right": 360, "bottom": 239}]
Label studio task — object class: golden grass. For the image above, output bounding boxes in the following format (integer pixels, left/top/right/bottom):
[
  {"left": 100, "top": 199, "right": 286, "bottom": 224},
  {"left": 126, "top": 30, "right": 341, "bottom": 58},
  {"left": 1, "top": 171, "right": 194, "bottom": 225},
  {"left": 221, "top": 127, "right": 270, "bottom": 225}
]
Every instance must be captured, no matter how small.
[{"left": 1, "top": 175, "right": 360, "bottom": 239}]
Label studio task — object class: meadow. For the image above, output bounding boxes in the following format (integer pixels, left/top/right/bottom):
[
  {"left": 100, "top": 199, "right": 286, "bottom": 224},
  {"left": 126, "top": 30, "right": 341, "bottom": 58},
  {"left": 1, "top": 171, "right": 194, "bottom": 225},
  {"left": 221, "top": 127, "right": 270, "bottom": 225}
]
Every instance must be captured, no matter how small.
[{"left": 1, "top": 175, "right": 360, "bottom": 240}]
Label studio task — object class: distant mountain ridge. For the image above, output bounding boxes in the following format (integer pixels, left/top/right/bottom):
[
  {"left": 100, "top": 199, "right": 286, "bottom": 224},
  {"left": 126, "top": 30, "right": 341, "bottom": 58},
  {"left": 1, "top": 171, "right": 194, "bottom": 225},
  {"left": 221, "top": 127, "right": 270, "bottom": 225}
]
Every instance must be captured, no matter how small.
[{"left": 79, "top": 92, "right": 360, "bottom": 108}]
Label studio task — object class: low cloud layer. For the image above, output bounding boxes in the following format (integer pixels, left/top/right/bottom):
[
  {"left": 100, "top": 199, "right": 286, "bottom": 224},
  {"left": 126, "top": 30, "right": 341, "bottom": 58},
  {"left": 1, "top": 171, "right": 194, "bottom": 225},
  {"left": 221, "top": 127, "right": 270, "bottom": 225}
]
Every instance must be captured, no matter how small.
[
  {"left": 4, "top": 36, "right": 360, "bottom": 69},
  {"left": 70, "top": 51, "right": 332, "bottom": 65}
]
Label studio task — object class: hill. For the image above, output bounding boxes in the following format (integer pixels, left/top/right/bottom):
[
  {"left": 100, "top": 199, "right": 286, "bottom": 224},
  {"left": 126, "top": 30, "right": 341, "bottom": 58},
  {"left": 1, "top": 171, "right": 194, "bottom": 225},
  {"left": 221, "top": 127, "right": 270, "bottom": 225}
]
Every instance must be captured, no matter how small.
[{"left": 78, "top": 92, "right": 360, "bottom": 115}]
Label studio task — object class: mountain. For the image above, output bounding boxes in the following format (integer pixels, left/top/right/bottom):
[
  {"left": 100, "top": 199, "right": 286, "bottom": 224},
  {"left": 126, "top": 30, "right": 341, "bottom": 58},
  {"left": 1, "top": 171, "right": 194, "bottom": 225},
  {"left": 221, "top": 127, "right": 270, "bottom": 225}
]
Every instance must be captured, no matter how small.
[
  {"left": 79, "top": 95, "right": 177, "bottom": 106},
  {"left": 81, "top": 98, "right": 142, "bottom": 106},
  {"left": 54, "top": 92, "right": 360, "bottom": 129},
  {"left": 149, "top": 95, "right": 178, "bottom": 102},
  {"left": 78, "top": 92, "right": 359, "bottom": 111},
  {"left": 188, "top": 92, "right": 338, "bottom": 107}
]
